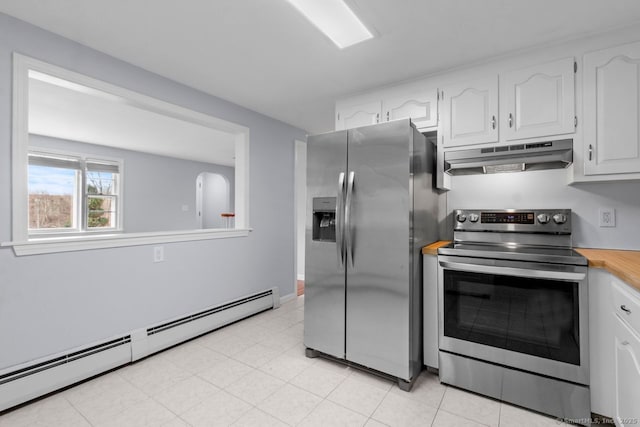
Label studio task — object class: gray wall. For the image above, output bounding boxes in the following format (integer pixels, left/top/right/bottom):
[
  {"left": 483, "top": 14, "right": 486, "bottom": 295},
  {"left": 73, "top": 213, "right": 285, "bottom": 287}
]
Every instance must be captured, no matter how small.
[
  {"left": 0, "top": 13, "right": 306, "bottom": 369},
  {"left": 446, "top": 169, "right": 640, "bottom": 250},
  {"left": 29, "top": 134, "right": 235, "bottom": 232}
]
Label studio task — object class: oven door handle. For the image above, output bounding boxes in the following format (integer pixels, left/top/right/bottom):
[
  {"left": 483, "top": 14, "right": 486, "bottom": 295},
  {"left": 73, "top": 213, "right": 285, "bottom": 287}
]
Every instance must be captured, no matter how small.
[{"left": 439, "top": 260, "right": 586, "bottom": 281}]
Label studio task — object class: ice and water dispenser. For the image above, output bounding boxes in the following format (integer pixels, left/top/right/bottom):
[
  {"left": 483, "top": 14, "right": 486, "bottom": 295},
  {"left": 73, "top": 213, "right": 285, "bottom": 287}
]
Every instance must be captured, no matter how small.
[{"left": 312, "top": 197, "right": 336, "bottom": 242}]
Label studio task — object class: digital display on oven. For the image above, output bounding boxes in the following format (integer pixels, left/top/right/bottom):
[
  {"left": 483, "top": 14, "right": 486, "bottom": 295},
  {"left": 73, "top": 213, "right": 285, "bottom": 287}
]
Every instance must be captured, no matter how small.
[{"left": 481, "top": 212, "right": 535, "bottom": 224}]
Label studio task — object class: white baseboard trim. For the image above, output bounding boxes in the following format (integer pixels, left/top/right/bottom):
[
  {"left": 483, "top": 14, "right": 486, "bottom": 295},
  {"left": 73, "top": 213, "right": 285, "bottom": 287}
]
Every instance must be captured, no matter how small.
[{"left": 280, "top": 292, "right": 297, "bottom": 304}]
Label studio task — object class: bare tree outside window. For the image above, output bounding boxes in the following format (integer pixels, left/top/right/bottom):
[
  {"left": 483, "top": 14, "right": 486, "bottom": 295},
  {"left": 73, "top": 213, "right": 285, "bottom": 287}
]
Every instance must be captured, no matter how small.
[{"left": 86, "top": 171, "right": 116, "bottom": 228}]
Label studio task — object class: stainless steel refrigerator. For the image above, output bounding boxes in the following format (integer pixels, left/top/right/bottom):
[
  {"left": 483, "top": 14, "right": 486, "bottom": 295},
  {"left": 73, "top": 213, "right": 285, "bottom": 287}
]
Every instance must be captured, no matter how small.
[{"left": 304, "top": 119, "right": 438, "bottom": 390}]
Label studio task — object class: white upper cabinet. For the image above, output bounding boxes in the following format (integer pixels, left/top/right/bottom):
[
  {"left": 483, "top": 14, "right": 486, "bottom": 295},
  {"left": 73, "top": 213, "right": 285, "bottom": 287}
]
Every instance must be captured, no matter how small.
[
  {"left": 441, "top": 75, "right": 499, "bottom": 148},
  {"left": 335, "top": 100, "right": 381, "bottom": 130},
  {"left": 382, "top": 88, "right": 438, "bottom": 129},
  {"left": 501, "top": 57, "right": 576, "bottom": 141},
  {"left": 583, "top": 41, "right": 640, "bottom": 176},
  {"left": 336, "top": 85, "right": 438, "bottom": 132}
]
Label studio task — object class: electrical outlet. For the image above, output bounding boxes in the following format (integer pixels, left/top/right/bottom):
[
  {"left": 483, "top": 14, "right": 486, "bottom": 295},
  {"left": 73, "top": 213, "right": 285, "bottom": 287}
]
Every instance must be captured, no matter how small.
[
  {"left": 153, "top": 246, "right": 164, "bottom": 262},
  {"left": 598, "top": 208, "right": 616, "bottom": 227}
]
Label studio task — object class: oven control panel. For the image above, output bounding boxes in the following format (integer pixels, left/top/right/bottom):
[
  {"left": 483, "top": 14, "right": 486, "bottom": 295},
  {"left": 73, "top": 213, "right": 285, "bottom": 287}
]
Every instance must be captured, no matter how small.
[{"left": 454, "top": 209, "right": 572, "bottom": 234}]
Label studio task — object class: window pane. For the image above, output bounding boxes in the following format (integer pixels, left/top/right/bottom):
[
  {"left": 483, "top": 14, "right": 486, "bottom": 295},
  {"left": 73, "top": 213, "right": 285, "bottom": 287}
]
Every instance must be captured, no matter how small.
[
  {"left": 87, "top": 195, "right": 116, "bottom": 228},
  {"left": 28, "top": 165, "right": 78, "bottom": 229},
  {"left": 86, "top": 171, "right": 116, "bottom": 195}
]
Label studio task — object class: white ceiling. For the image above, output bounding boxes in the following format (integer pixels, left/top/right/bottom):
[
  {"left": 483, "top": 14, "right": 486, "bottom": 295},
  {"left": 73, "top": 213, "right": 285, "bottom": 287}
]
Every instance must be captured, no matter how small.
[
  {"left": 3, "top": 1, "right": 640, "bottom": 134},
  {"left": 29, "top": 76, "right": 237, "bottom": 166}
]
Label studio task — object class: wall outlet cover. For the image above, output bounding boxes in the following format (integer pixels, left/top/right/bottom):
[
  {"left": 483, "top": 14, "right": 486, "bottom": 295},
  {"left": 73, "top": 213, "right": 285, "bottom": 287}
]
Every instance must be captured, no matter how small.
[
  {"left": 153, "top": 246, "right": 165, "bottom": 262},
  {"left": 598, "top": 207, "right": 616, "bottom": 227}
]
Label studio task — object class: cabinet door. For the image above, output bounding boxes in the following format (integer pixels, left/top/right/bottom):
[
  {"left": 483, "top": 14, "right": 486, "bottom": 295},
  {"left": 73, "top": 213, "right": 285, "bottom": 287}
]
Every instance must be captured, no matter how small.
[
  {"left": 589, "top": 269, "right": 616, "bottom": 417},
  {"left": 441, "top": 76, "right": 498, "bottom": 148},
  {"left": 584, "top": 41, "right": 640, "bottom": 175},
  {"left": 383, "top": 88, "right": 438, "bottom": 129},
  {"left": 614, "top": 316, "right": 640, "bottom": 426},
  {"left": 501, "top": 57, "right": 575, "bottom": 141},
  {"left": 335, "top": 101, "right": 381, "bottom": 130}
]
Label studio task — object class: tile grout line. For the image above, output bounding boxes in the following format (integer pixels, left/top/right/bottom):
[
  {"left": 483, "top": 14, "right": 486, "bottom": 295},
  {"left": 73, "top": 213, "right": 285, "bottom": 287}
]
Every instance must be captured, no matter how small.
[
  {"left": 62, "top": 395, "right": 96, "bottom": 427},
  {"left": 215, "top": 318, "right": 308, "bottom": 425},
  {"left": 367, "top": 384, "right": 393, "bottom": 426}
]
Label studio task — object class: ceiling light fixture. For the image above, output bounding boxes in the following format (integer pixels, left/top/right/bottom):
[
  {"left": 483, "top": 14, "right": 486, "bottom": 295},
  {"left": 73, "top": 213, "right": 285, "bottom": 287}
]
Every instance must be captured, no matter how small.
[{"left": 286, "top": 0, "right": 373, "bottom": 49}]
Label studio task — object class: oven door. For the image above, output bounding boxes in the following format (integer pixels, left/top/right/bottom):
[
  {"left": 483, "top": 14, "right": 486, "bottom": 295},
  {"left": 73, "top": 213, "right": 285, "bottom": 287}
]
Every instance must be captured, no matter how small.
[{"left": 438, "top": 255, "right": 589, "bottom": 385}]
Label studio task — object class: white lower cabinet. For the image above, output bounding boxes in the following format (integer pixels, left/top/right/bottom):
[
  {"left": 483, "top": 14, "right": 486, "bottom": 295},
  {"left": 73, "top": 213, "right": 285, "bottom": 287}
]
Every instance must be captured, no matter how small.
[
  {"left": 612, "top": 276, "right": 640, "bottom": 426},
  {"left": 614, "top": 316, "right": 640, "bottom": 426},
  {"left": 590, "top": 268, "right": 640, "bottom": 425}
]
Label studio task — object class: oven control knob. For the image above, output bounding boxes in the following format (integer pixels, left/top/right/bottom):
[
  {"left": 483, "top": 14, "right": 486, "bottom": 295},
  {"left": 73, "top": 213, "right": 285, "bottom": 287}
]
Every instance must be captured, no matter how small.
[
  {"left": 456, "top": 213, "right": 467, "bottom": 223},
  {"left": 537, "top": 214, "right": 550, "bottom": 224},
  {"left": 553, "top": 213, "right": 567, "bottom": 224},
  {"left": 469, "top": 213, "right": 479, "bottom": 223}
]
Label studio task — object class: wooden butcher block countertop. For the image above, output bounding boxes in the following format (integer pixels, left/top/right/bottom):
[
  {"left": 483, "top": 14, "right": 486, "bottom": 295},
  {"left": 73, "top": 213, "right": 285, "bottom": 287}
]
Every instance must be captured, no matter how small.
[
  {"left": 421, "top": 241, "right": 451, "bottom": 256},
  {"left": 422, "top": 242, "right": 640, "bottom": 292},
  {"left": 575, "top": 248, "right": 640, "bottom": 292}
]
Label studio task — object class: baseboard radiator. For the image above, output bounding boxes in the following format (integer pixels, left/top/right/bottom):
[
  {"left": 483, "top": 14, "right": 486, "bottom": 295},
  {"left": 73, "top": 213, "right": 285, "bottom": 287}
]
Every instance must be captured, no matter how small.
[{"left": 0, "top": 287, "right": 279, "bottom": 412}]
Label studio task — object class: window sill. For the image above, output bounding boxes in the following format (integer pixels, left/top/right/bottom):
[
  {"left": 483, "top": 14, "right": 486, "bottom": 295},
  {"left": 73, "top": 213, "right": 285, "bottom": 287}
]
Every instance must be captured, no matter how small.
[{"left": 1, "top": 228, "right": 251, "bottom": 256}]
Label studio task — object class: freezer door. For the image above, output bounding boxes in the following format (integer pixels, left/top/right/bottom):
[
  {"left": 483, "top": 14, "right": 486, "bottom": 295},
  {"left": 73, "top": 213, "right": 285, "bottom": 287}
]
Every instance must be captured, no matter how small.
[
  {"left": 304, "top": 130, "right": 348, "bottom": 359},
  {"left": 345, "top": 120, "right": 413, "bottom": 379}
]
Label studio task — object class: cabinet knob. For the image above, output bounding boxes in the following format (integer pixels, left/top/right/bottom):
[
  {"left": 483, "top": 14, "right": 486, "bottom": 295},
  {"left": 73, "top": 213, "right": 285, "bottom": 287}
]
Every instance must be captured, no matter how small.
[
  {"left": 621, "top": 305, "right": 632, "bottom": 314},
  {"left": 588, "top": 144, "right": 593, "bottom": 161},
  {"left": 386, "top": 111, "right": 390, "bottom": 121},
  {"left": 376, "top": 113, "right": 380, "bottom": 123},
  {"left": 491, "top": 116, "right": 496, "bottom": 130},
  {"left": 508, "top": 113, "right": 513, "bottom": 128},
  {"left": 622, "top": 340, "right": 630, "bottom": 346}
]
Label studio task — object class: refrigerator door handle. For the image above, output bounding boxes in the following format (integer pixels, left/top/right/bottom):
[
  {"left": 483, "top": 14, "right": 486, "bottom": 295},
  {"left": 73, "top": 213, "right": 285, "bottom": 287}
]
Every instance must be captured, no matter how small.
[
  {"left": 345, "top": 170, "right": 355, "bottom": 267},
  {"left": 336, "top": 172, "right": 346, "bottom": 266}
]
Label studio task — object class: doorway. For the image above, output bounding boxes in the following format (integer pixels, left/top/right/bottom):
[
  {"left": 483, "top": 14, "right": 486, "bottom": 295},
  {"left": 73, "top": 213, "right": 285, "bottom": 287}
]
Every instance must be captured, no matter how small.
[{"left": 196, "top": 172, "right": 230, "bottom": 229}]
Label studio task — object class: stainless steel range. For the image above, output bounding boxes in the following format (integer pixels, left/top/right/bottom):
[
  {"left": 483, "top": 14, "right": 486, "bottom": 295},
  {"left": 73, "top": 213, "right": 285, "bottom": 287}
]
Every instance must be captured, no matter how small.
[{"left": 438, "top": 209, "right": 589, "bottom": 421}]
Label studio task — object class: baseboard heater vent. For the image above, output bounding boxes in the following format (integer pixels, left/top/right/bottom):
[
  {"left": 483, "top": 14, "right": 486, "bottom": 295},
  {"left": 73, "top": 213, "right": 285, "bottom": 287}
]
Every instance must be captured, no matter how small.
[
  {"left": 147, "top": 290, "right": 274, "bottom": 336},
  {"left": 131, "top": 287, "right": 279, "bottom": 361},
  {"left": 0, "top": 336, "right": 131, "bottom": 386},
  {"left": 0, "top": 335, "right": 132, "bottom": 412},
  {"left": 0, "top": 287, "right": 280, "bottom": 413}
]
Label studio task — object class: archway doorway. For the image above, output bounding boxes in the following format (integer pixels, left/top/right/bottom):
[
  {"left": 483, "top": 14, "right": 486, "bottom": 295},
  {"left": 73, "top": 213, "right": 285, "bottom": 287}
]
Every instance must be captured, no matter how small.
[{"left": 196, "top": 172, "right": 230, "bottom": 229}]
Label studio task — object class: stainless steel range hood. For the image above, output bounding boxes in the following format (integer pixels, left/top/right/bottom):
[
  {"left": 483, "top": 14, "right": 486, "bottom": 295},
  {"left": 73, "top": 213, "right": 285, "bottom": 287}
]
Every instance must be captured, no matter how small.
[{"left": 444, "top": 139, "right": 573, "bottom": 175}]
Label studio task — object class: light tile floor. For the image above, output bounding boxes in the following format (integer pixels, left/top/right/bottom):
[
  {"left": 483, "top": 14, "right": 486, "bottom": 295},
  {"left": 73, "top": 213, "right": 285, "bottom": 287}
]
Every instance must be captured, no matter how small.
[{"left": 0, "top": 296, "right": 570, "bottom": 426}]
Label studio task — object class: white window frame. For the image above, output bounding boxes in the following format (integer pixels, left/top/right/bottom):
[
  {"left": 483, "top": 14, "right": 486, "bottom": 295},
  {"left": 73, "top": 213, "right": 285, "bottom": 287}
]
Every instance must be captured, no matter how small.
[
  {"left": 5, "top": 53, "right": 251, "bottom": 256},
  {"left": 28, "top": 148, "right": 123, "bottom": 237}
]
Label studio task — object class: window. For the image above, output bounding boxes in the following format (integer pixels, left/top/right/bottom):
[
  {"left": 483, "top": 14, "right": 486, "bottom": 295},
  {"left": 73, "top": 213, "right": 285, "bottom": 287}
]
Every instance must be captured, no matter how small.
[{"left": 28, "top": 150, "right": 121, "bottom": 235}]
